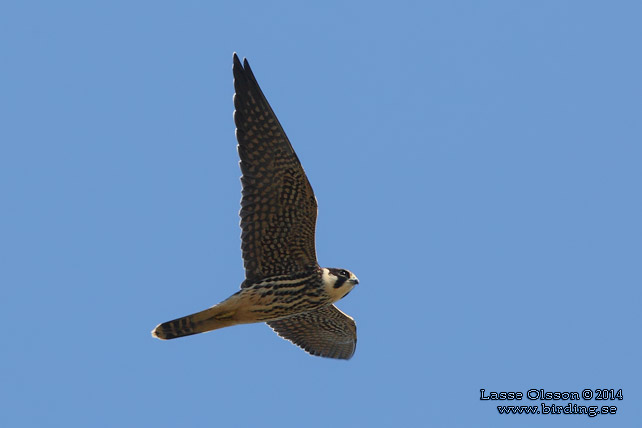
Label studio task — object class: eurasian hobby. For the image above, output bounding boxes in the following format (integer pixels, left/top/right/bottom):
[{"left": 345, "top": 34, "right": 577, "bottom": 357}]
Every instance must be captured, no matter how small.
[{"left": 152, "top": 53, "right": 359, "bottom": 360}]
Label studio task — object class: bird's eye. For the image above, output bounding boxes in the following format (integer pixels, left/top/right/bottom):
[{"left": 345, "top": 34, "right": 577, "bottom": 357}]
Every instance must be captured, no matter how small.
[{"left": 340, "top": 270, "right": 349, "bottom": 277}]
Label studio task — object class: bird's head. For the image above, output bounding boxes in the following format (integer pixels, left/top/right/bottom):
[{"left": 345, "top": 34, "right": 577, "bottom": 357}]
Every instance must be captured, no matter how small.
[{"left": 321, "top": 267, "right": 359, "bottom": 302}]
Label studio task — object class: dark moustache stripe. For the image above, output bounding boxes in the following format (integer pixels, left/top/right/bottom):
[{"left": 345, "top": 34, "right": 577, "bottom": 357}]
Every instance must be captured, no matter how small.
[{"left": 333, "top": 277, "right": 347, "bottom": 289}]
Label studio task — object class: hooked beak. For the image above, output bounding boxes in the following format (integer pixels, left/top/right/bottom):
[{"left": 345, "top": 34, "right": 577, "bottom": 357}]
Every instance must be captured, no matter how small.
[{"left": 350, "top": 277, "right": 359, "bottom": 285}]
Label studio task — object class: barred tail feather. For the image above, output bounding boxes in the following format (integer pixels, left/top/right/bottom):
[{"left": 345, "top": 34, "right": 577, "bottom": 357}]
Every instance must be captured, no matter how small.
[{"left": 152, "top": 306, "right": 238, "bottom": 340}]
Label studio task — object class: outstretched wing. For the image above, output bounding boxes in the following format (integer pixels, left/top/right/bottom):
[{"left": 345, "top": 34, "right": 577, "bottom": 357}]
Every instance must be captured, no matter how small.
[
  {"left": 233, "top": 53, "right": 318, "bottom": 286},
  {"left": 267, "top": 305, "right": 357, "bottom": 360}
]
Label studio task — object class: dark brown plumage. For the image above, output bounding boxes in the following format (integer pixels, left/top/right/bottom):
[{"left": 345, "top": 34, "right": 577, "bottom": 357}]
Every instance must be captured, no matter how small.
[
  {"left": 268, "top": 305, "right": 357, "bottom": 360},
  {"left": 152, "top": 54, "right": 359, "bottom": 360},
  {"left": 233, "top": 54, "right": 319, "bottom": 286}
]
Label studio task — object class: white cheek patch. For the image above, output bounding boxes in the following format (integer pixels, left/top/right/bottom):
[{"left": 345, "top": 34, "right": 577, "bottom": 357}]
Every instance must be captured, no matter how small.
[
  {"left": 321, "top": 268, "right": 337, "bottom": 288},
  {"left": 321, "top": 268, "right": 339, "bottom": 290}
]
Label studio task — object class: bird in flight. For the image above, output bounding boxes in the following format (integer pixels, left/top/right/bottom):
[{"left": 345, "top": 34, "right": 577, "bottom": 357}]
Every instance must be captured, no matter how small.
[{"left": 152, "top": 53, "right": 359, "bottom": 359}]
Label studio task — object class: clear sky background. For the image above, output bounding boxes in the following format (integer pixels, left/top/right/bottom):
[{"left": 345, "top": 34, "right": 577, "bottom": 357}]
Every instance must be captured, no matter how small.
[{"left": 2, "top": 2, "right": 640, "bottom": 427}]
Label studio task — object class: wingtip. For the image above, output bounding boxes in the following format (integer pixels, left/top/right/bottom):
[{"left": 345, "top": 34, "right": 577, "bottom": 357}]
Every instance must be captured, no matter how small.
[
  {"left": 232, "top": 53, "right": 252, "bottom": 72},
  {"left": 233, "top": 52, "right": 242, "bottom": 68},
  {"left": 233, "top": 53, "right": 257, "bottom": 87}
]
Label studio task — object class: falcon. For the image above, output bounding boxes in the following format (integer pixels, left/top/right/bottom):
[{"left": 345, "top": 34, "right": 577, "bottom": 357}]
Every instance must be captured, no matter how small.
[{"left": 152, "top": 53, "right": 359, "bottom": 360}]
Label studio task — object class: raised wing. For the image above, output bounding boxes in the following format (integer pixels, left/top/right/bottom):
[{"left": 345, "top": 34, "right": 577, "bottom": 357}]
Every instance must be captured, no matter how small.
[
  {"left": 233, "top": 53, "right": 318, "bottom": 285},
  {"left": 267, "top": 304, "right": 357, "bottom": 360}
]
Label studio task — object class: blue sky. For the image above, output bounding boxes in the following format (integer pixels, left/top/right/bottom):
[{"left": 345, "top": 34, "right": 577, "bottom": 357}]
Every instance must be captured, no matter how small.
[{"left": 2, "top": 1, "right": 640, "bottom": 427}]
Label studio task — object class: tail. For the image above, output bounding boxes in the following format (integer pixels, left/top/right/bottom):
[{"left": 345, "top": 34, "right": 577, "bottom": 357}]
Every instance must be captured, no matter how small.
[{"left": 152, "top": 304, "right": 239, "bottom": 340}]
